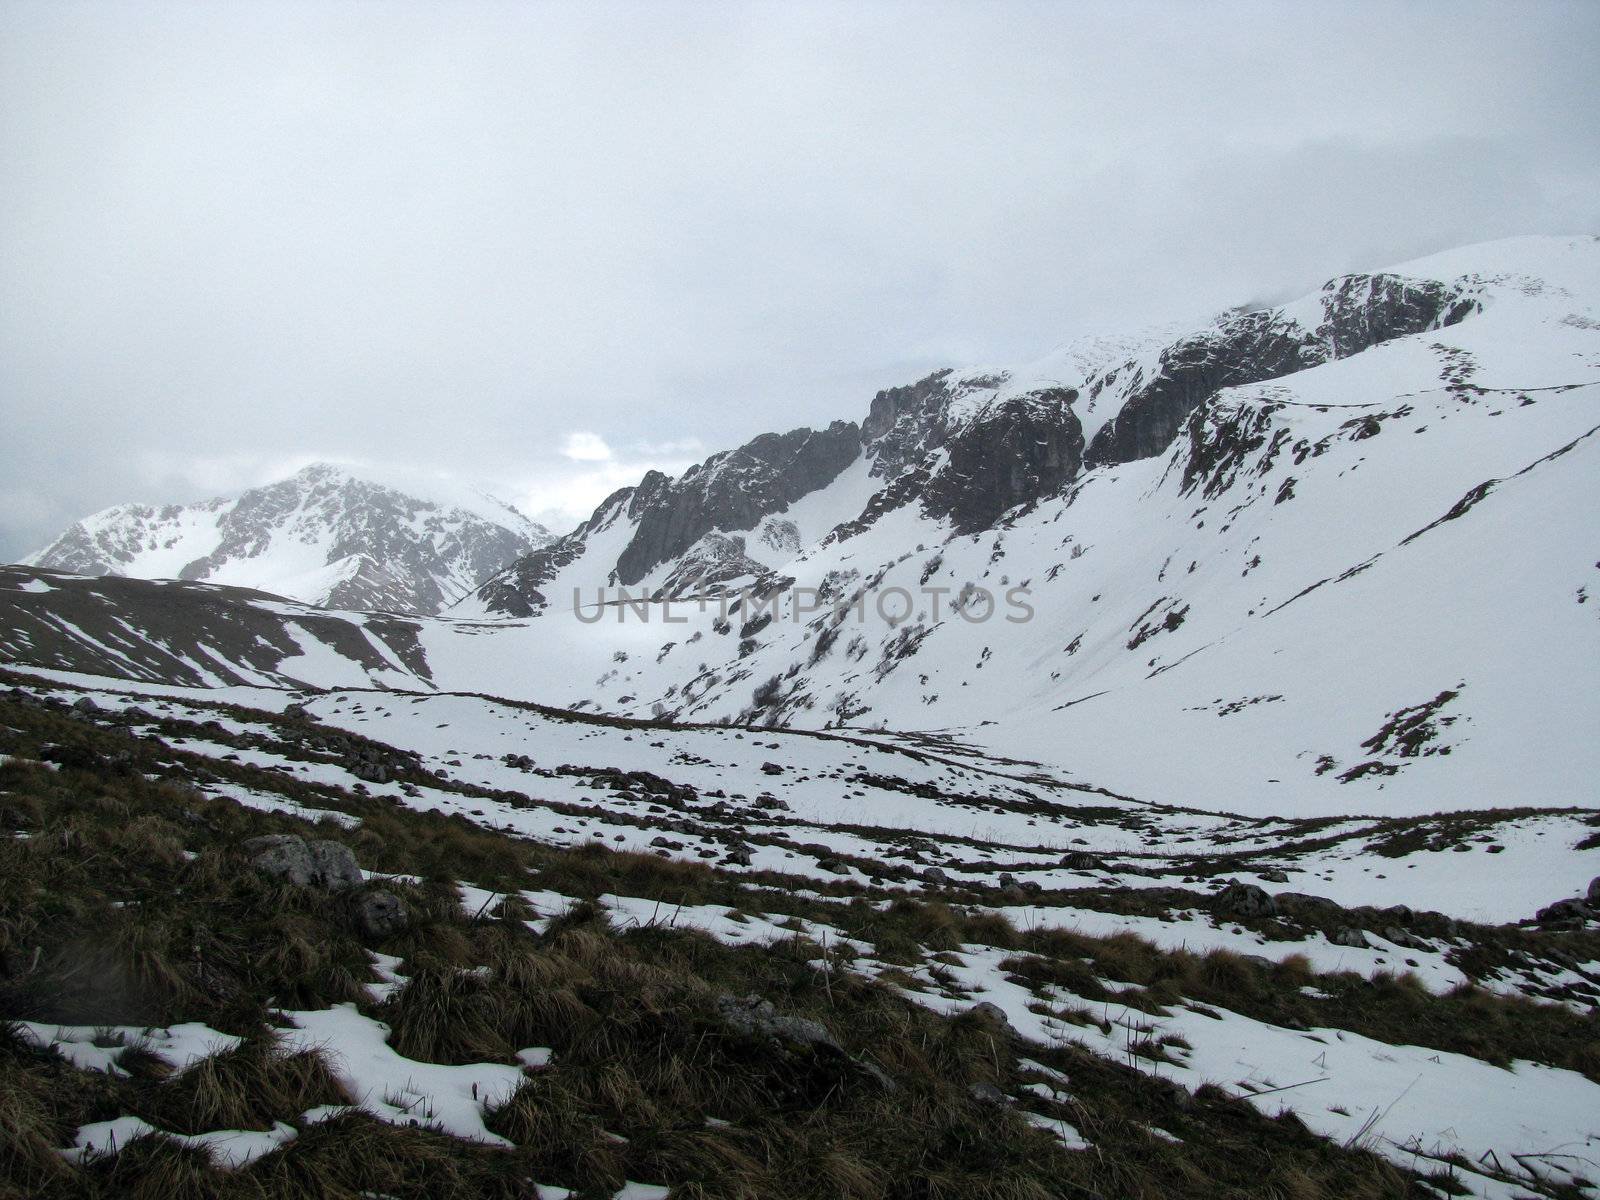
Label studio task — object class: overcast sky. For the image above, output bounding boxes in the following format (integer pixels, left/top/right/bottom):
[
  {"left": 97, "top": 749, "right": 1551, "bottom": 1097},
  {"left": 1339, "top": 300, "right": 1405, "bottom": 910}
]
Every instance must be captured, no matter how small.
[{"left": 2, "top": 1, "right": 1597, "bottom": 556}]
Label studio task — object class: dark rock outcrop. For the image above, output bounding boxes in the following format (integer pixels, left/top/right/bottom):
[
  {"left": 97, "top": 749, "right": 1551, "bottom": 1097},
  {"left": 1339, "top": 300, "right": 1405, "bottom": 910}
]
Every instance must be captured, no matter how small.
[
  {"left": 923, "top": 390, "right": 1083, "bottom": 533},
  {"left": 1087, "top": 273, "right": 1477, "bottom": 467},
  {"left": 615, "top": 422, "right": 861, "bottom": 586},
  {"left": 855, "top": 370, "right": 1084, "bottom": 534}
]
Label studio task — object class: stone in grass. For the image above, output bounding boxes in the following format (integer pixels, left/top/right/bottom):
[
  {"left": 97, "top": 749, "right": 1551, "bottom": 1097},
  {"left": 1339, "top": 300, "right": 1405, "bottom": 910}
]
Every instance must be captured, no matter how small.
[
  {"left": 717, "top": 993, "right": 840, "bottom": 1051},
  {"left": 715, "top": 994, "right": 896, "bottom": 1092},
  {"left": 243, "top": 834, "right": 363, "bottom": 893},
  {"left": 965, "top": 1001, "right": 1017, "bottom": 1036},
  {"left": 355, "top": 889, "right": 409, "bottom": 939},
  {"left": 1217, "top": 882, "right": 1277, "bottom": 918}
]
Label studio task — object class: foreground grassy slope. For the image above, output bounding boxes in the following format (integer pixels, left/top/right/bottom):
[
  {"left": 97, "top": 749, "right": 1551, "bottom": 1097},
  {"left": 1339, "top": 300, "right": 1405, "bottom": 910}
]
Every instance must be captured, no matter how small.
[{"left": 1, "top": 687, "right": 1595, "bottom": 1200}]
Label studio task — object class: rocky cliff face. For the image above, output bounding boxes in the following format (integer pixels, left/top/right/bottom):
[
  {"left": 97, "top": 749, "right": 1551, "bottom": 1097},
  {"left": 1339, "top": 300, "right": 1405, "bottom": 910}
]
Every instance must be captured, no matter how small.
[
  {"left": 1086, "top": 273, "right": 1477, "bottom": 466},
  {"left": 468, "top": 246, "right": 1521, "bottom": 626},
  {"left": 921, "top": 388, "right": 1083, "bottom": 533},
  {"left": 24, "top": 463, "right": 550, "bottom": 615},
  {"left": 614, "top": 421, "right": 861, "bottom": 586}
]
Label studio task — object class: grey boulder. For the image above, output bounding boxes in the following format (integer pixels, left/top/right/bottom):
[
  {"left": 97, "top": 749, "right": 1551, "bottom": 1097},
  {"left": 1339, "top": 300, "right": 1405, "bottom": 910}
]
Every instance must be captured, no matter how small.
[
  {"left": 355, "top": 889, "right": 409, "bottom": 939},
  {"left": 243, "top": 834, "right": 364, "bottom": 893},
  {"left": 1217, "top": 882, "right": 1278, "bottom": 918},
  {"left": 1330, "top": 926, "right": 1370, "bottom": 949}
]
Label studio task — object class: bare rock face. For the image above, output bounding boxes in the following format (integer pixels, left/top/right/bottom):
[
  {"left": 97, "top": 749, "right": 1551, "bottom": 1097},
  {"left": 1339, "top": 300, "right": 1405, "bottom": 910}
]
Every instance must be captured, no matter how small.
[
  {"left": 243, "top": 834, "right": 363, "bottom": 893},
  {"left": 1087, "top": 273, "right": 1477, "bottom": 468},
  {"left": 856, "top": 371, "right": 1084, "bottom": 534},
  {"left": 651, "top": 533, "right": 769, "bottom": 599},
  {"left": 614, "top": 421, "right": 861, "bottom": 586},
  {"left": 923, "top": 390, "right": 1083, "bottom": 534},
  {"left": 477, "top": 422, "right": 860, "bottom": 615}
]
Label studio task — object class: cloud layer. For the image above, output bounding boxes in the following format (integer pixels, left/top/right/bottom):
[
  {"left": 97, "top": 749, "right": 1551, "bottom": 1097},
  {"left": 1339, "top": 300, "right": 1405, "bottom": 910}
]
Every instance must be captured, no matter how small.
[{"left": 2, "top": 1, "right": 1597, "bottom": 554}]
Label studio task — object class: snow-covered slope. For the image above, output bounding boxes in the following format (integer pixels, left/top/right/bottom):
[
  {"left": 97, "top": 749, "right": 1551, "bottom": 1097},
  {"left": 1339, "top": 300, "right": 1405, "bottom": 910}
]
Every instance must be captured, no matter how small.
[
  {"left": 432, "top": 235, "right": 1600, "bottom": 817},
  {"left": 22, "top": 462, "right": 551, "bottom": 614},
  {"left": 4, "top": 237, "right": 1596, "bottom": 823}
]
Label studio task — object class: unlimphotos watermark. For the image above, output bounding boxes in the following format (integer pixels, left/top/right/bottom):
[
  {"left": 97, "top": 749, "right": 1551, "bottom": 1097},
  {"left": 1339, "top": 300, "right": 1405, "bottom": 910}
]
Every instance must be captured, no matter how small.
[{"left": 569, "top": 584, "right": 1034, "bottom": 627}]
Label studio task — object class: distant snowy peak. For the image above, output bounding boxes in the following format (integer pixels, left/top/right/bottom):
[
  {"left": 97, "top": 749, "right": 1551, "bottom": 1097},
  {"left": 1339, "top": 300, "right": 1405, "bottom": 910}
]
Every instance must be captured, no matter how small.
[{"left": 24, "top": 462, "right": 552, "bottom": 614}]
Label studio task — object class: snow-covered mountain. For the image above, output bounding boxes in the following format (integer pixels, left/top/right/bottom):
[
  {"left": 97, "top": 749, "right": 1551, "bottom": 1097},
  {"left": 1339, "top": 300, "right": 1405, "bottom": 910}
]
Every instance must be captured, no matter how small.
[
  {"left": 21, "top": 462, "right": 552, "bottom": 614},
  {"left": 5, "top": 237, "right": 1597, "bottom": 1200},
  {"left": 4, "top": 236, "right": 1597, "bottom": 821},
  {"left": 432, "top": 234, "right": 1599, "bottom": 814}
]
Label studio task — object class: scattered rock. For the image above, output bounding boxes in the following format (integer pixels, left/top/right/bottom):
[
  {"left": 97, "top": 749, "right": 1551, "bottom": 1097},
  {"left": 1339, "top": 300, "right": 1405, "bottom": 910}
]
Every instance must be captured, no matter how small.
[
  {"left": 716, "top": 993, "right": 836, "bottom": 1050},
  {"left": 1330, "top": 926, "right": 1370, "bottom": 949},
  {"left": 965, "top": 1001, "right": 1016, "bottom": 1036},
  {"left": 1588, "top": 877, "right": 1600, "bottom": 906},
  {"left": 816, "top": 858, "right": 850, "bottom": 875},
  {"left": 355, "top": 889, "right": 409, "bottom": 938},
  {"left": 1259, "top": 869, "right": 1290, "bottom": 883},
  {"left": 1382, "top": 926, "right": 1431, "bottom": 950},
  {"left": 1217, "top": 882, "right": 1277, "bottom": 918},
  {"left": 1275, "top": 892, "right": 1343, "bottom": 916},
  {"left": 242, "top": 834, "right": 363, "bottom": 892},
  {"left": 722, "top": 847, "right": 753, "bottom": 867},
  {"left": 649, "top": 836, "right": 685, "bottom": 851},
  {"left": 1536, "top": 898, "right": 1592, "bottom": 925},
  {"left": 922, "top": 866, "right": 952, "bottom": 885},
  {"left": 72, "top": 696, "right": 98, "bottom": 713},
  {"left": 1061, "top": 852, "right": 1101, "bottom": 871}
]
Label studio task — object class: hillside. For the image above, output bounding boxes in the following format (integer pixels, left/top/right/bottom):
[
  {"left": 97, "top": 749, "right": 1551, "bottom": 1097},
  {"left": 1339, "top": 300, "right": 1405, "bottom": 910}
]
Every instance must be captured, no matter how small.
[
  {"left": 2, "top": 670, "right": 1597, "bottom": 1200},
  {"left": 2, "top": 235, "right": 1597, "bottom": 1200}
]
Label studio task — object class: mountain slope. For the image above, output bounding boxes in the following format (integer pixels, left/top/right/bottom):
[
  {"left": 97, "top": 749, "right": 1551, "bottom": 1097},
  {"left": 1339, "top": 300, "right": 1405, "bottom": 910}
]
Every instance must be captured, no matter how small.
[
  {"left": 3, "top": 237, "right": 1596, "bottom": 823},
  {"left": 23, "top": 462, "right": 551, "bottom": 614},
  {"left": 431, "top": 235, "right": 1600, "bottom": 816}
]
